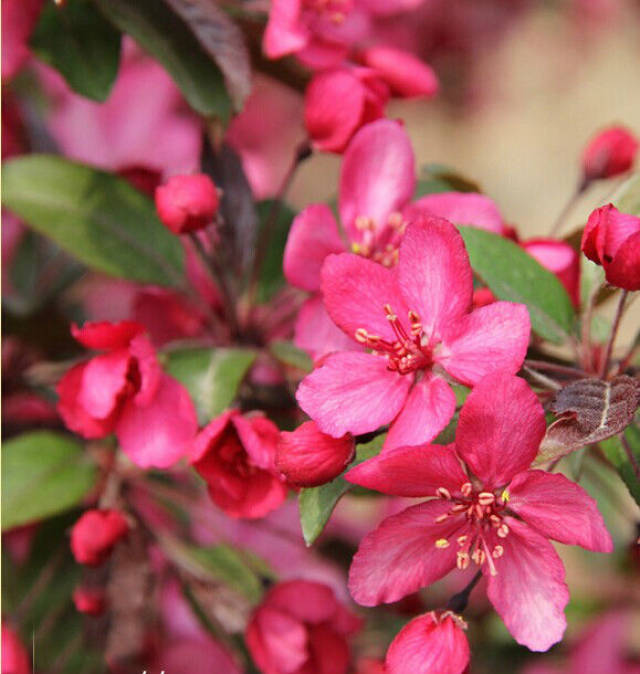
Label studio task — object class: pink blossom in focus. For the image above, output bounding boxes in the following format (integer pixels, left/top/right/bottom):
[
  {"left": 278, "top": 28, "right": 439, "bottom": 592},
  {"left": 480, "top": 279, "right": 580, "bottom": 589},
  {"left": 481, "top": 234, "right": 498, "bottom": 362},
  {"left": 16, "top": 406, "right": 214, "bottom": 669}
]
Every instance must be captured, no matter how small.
[
  {"left": 1, "top": 623, "right": 31, "bottom": 674},
  {"left": 1, "top": 0, "right": 43, "bottom": 81},
  {"left": 190, "top": 410, "right": 288, "bottom": 519},
  {"left": 57, "top": 321, "right": 198, "bottom": 468},
  {"left": 296, "top": 217, "right": 530, "bottom": 451},
  {"left": 385, "top": 610, "right": 470, "bottom": 674},
  {"left": 581, "top": 126, "right": 638, "bottom": 184},
  {"left": 245, "top": 579, "right": 361, "bottom": 674},
  {"left": 345, "top": 372, "right": 613, "bottom": 651},
  {"left": 155, "top": 173, "right": 220, "bottom": 234},
  {"left": 70, "top": 509, "right": 129, "bottom": 567},
  {"left": 581, "top": 204, "right": 640, "bottom": 291}
]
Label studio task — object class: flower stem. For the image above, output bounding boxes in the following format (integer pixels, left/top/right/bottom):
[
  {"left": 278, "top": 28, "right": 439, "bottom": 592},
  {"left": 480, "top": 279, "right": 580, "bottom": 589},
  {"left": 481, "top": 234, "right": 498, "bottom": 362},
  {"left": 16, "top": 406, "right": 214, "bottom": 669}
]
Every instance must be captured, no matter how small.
[
  {"left": 446, "top": 570, "right": 483, "bottom": 613},
  {"left": 524, "top": 359, "right": 587, "bottom": 378},
  {"left": 600, "top": 290, "right": 628, "bottom": 378}
]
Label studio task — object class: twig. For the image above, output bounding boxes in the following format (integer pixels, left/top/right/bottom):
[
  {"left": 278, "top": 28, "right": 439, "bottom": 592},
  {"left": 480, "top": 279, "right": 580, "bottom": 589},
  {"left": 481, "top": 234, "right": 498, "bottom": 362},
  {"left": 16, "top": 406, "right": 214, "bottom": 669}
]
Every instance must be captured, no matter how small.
[
  {"left": 600, "top": 290, "right": 628, "bottom": 378},
  {"left": 524, "top": 359, "right": 587, "bottom": 378},
  {"left": 523, "top": 366, "right": 562, "bottom": 391}
]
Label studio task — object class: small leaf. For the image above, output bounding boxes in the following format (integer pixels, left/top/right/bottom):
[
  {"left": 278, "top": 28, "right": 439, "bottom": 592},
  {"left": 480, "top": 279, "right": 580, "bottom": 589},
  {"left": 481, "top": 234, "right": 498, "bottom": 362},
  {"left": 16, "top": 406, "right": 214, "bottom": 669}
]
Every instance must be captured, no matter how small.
[
  {"left": 414, "top": 178, "right": 455, "bottom": 197},
  {"left": 95, "top": 0, "right": 231, "bottom": 119},
  {"left": 419, "top": 164, "right": 482, "bottom": 193},
  {"left": 30, "top": 0, "right": 121, "bottom": 102},
  {"left": 2, "top": 431, "right": 97, "bottom": 531},
  {"left": 612, "top": 173, "right": 640, "bottom": 216},
  {"left": 600, "top": 424, "right": 640, "bottom": 507},
  {"left": 269, "top": 340, "right": 313, "bottom": 373},
  {"left": 299, "top": 434, "right": 384, "bottom": 546},
  {"left": 165, "top": 346, "right": 257, "bottom": 424},
  {"left": 2, "top": 155, "right": 185, "bottom": 287},
  {"left": 535, "top": 376, "right": 640, "bottom": 464},
  {"left": 255, "top": 200, "right": 295, "bottom": 302},
  {"left": 459, "top": 226, "right": 576, "bottom": 343}
]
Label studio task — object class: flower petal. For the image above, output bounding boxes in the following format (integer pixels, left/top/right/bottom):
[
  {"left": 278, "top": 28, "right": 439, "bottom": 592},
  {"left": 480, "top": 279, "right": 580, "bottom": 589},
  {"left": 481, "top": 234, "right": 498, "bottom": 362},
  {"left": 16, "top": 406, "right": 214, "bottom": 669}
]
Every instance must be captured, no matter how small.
[
  {"left": 78, "top": 349, "right": 130, "bottom": 419},
  {"left": 397, "top": 217, "right": 473, "bottom": 340},
  {"left": 348, "top": 500, "right": 465, "bottom": 606},
  {"left": 438, "top": 301, "right": 530, "bottom": 386},
  {"left": 384, "top": 375, "right": 456, "bottom": 451},
  {"left": 410, "top": 192, "right": 505, "bottom": 233},
  {"left": 345, "top": 442, "right": 467, "bottom": 498},
  {"left": 294, "top": 295, "right": 358, "bottom": 360},
  {"left": 606, "top": 230, "right": 640, "bottom": 291},
  {"left": 307, "top": 623, "right": 351, "bottom": 674},
  {"left": 71, "top": 320, "right": 144, "bottom": 350},
  {"left": 486, "top": 517, "right": 569, "bottom": 652},
  {"left": 115, "top": 374, "right": 198, "bottom": 468},
  {"left": 268, "top": 580, "right": 340, "bottom": 624},
  {"left": 339, "top": 119, "right": 415, "bottom": 240},
  {"left": 297, "top": 352, "right": 411, "bottom": 437},
  {"left": 284, "top": 204, "right": 345, "bottom": 292},
  {"left": 506, "top": 470, "right": 613, "bottom": 552},
  {"left": 455, "top": 372, "right": 545, "bottom": 488}
]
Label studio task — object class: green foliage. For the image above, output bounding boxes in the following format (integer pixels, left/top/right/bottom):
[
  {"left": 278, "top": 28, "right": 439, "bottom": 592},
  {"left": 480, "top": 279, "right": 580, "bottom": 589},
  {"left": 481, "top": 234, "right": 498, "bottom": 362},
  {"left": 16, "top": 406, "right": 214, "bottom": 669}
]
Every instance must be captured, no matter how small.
[
  {"left": 30, "top": 0, "right": 121, "bottom": 101},
  {"left": 269, "top": 340, "right": 313, "bottom": 373},
  {"left": 459, "top": 226, "right": 576, "bottom": 343},
  {"left": 2, "top": 431, "right": 97, "bottom": 531},
  {"left": 600, "top": 423, "right": 640, "bottom": 508},
  {"left": 612, "top": 173, "right": 640, "bottom": 216},
  {"left": 2, "top": 155, "right": 185, "bottom": 287},
  {"left": 255, "top": 200, "right": 295, "bottom": 302}
]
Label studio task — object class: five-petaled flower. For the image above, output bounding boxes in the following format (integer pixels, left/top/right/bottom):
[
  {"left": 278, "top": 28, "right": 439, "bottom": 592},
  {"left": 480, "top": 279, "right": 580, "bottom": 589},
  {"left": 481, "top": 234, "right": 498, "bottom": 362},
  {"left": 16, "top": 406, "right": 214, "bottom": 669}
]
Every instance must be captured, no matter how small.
[
  {"left": 345, "top": 371, "right": 613, "bottom": 651},
  {"left": 296, "top": 216, "right": 530, "bottom": 450}
]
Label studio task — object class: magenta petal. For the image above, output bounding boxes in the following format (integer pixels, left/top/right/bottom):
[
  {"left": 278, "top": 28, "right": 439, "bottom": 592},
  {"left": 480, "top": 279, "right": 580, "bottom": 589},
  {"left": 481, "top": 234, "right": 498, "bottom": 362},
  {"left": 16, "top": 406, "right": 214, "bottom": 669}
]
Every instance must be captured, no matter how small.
[
  {"left": 262, "top": 0, "right": 308, "bottom": 59},
  {"left": 115, "top": 375, "right": 198, "bottom": 468},
  {"left": 507, "top": 470, "right": 613, "bottom": 553},
  {"left": 297, "top": 352, "right": 411, "bottom": 437},
  {"left": 606, "top": 231, "right": 640, "bottom": 291},
  {"left": 384, "top": 375, "right": 456, "bottom": 451},
  {"left": 349, "top": 500, "right": 465, "bottom": 606},
  {"left": 71, "top": 320, "right": 144, "bottom": 350},
  {"left": 455, "top": 372, "right": 545, "bottom": 488},
  {"left": 78, "top": 350, "right": 130, "bottom": 419},
  {"left": 339, "top": 119, "right": 415, "bottom": 240},
  {"left": 268, "top": 580, "right": 339, "bottom": 624},
  {"left": 411, "top": 192, "right": 505, "bottom": 234},
  {"left": 294, "top": 295, "right": 358, "bottom": 360},
  {"left": 128, "top": 334, "right": 162, "bottom": 406},
  {"left": 345, "top": 442, "right": 467, "bottom": 497},
  {"left": 284, "top": 204, "right": 346, "bottom": 292},
  {"left": 321, "top": 253, "right": 408, "bottom": 344},
  {"left": 247, "top": 606, "right": 308, "bottom": 673},
  {"left": 398, "top": 217, "right": 473, "bottom": 340},
  {"left": 438, "top": 301, "right": 530, "bottom": 386},
  {"left": 486, "top": 517, "right": 569, "bottom": 652}
]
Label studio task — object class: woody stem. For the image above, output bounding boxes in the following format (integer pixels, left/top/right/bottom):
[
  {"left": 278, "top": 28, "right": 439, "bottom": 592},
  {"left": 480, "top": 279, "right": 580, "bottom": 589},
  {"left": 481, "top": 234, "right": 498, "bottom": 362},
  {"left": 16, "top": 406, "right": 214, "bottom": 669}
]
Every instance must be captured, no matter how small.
[
  {"left": 600, "top": 290, "right": 628, "bottom": 378},
  {"left": 445, "top": 570, "right": 483, "bottom": 613}
]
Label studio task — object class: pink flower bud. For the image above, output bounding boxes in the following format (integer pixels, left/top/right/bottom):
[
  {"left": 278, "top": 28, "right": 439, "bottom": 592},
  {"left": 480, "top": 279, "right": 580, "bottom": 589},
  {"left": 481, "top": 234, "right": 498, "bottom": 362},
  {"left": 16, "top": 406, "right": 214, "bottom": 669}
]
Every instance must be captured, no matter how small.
[
  {"left": 358, "top": 47, "right": 439, "bottom": 99},
  {"left": 581, "top": 126, "right": 638, "bottom": 183},
  {"left": 70, "top": 509, "right": 129, "bottom": 567},
  {"left": 277, "top": 421, "right": 355, "bottom": 487},
  {"left": 72, "top": 586, "right": 106, "bottom": 616},
  {"left": 1, "top": 623, "right": 31, "bottom": 674},
  {"left": 581, "top": 204, "right": 640, "bottom": 291},
  {"left": 385, "top": 611, "right": 470, "bottom": 674},
  {"left": 155, "top": 173, "right": 220, "bottom": 234},
  {"left": 304, "top": 68, "right": 390, "bottom": 154}
]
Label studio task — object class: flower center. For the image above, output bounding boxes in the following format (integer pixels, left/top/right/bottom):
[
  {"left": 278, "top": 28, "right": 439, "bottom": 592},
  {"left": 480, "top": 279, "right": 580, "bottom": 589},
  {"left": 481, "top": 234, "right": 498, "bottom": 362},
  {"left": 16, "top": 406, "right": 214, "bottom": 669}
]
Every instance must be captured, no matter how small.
[
  {"left": 432, "top": 482, "right": 510, "bottom": 576},
  {"left": 303, "top": 0, "right": 352, "bottom": 25},
  {"left": 355, "top": 305, "right": 434, "bottom": 375},
  {"left": 350, "top": 211, "right": 406, "bottom": 267}
]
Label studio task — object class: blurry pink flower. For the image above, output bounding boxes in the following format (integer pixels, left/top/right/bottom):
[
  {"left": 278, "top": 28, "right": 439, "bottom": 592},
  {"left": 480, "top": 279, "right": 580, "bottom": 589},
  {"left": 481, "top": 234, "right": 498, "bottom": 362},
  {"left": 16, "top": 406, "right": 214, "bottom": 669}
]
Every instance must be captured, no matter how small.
[
  {"left": 385, "top": 610, "right": 470, "bottom": 674},
  {"left": 581, "top": 126, "right": 638, "bottom": 184},
  {"left": 304, "top": 67, "right": 389, "bottom": 153},
  {"left": 1, "top": 623, "right": 31, "bottom": 674},
  {"left": 358, "top": 46, "right": 438, "bottom": 99},
  {"left": 296, "top": 217, "right": 530, "bottom": 450},
  {"left": 72, "top": 587, "right": 106, "bottom": 616},
  {"left": 581, "top": 204, "right": 640, "bottom": 291},
  {"left": 522, "top": 239, "right": 580, "bottom": 307},
  {"left": 346, "top": 372, "right": 613, "bottom": 651},
  {"left": 246, "top": 579, "right": 361, "bottom": 674},
  {"left": 151, "top": 637, "right": 242, "bottom": 674},
  {"left": 155, "top": 173, "right": 220, "bottom": 234},
  {"left": 57, "top": 321, "right": 198, "bottom": 468},
  {"left": 355, "top": 657, "right": 386, "bottom": 674},
  {"left": 277, "top": 421, "right": 355, "bottom": 487},
  {"left": 1, "top": 0, "right": 43, "bottom": 81},
  {"left": 190, "top": 410, "right": 288, "bottom": 519},
  {"left": 70, "top": 509, "right": 129, "bottom": 567}
]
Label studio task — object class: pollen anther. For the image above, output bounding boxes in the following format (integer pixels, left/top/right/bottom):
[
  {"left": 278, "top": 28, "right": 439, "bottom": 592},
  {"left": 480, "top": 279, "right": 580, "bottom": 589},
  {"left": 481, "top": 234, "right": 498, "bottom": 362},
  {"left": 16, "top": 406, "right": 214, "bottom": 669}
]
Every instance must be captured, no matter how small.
[
  {"left": 436, "top": 487, "right": 451, "bottom": 499},
  {"left": 460, "top": 482, "right": 472, "bottom": 497},
  {"left": 435, "top": 538, "right": 450, "bottom": 549}
]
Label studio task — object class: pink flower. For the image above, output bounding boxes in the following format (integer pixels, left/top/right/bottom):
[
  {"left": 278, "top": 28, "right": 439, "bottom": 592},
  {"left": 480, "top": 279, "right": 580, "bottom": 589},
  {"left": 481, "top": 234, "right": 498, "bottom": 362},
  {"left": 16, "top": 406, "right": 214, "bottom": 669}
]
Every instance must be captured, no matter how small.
[
  {"left": 70, "top": 509, "right": 129, "bottom": 567},
  {"left": 581, "top": 204, "right": 640, "bottom": 291},
  {"left": 190, "top": 410, "right": 288, "bottom": 519},
  {"left": 296, "top": 217, "right": 530, "bottom": 450},
  {"left": 72, "top": 587, "right": 106, "bottom": 616},
  {"left": 581, "top": 126, "right": 638, "bottom": 184},
  {"left": 385, "top": 611, "right": 470, "bottom": 674},
  {"left": 304, "top": 67, "right": 389, "bottom": 153},
  {"left": 345, "top": 372, "right": 613, "bottom": 651},
  {"left": 522, "top": 239, "right": 580, "bottom": 307},
  {"left": 1, "top": 623, "right": 31, "bottom": 674},
  {"left": 277, "top": 421, "right": 355, "bottom": 487},
  {"left": 155, "top": 173, "right": 220, "bottom": 234},
  {"left": 57, "top": 321, "right": 198, "bottom": 468},
  {"left": 245, "top": 579, "right": 361, "bottom": 674}
]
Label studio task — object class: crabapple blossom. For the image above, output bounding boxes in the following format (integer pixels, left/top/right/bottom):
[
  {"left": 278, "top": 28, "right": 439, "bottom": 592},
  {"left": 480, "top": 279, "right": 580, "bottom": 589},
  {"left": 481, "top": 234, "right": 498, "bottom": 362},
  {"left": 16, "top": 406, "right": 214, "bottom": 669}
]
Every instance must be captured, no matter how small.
[
  {"left": 57, "top": 321, "right": 198, "bottom": 468},
  {"left": 581, "top": 126, "right": 638, "bottom": 184},
  {"left": 581, "top": 204, "right": 640, "bottom": 291},
  {"left": 345, "top": 372, "right": 613, "bottom": 651},
  {"left": 190, "top": 410, "right": 288, "bottom": 519},
  {"left": 155, "top": 173, "right": 220, "bottom": 234},
  {"left": 70, "top": 509, "right": 129, "bottom": 567},
  {"left": 296, "top": 217, "right": 530, "bottom": 450},
  {"left": 245, "top": 579, "right": 361, "bottom": 674},
  {"left": 385, "top": 611, "right": 470, "bottom": 674}
]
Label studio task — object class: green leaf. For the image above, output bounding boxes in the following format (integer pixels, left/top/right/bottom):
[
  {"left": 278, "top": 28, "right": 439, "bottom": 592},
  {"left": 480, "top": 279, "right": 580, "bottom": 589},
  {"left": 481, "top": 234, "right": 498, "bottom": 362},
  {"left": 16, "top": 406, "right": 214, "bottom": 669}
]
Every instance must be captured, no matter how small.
[
  {"left": 299, "top": 434, "right": 384, "bottom": 546},
  {"left": 30, "top": 0, "right": 121, "bottom": 102},
  {"left": 418, "top": 164, "right": 482, "bottom": 193},
  {"left": 95, "top": 0, "right": 231, "bottom": 119},
  {"left": 600, "top": 424, "right": 640, "bottom": 507},
  {"left": 165, "top": 347, "right": 257, "bottom": 424},
  {"left": 2, "top": 431, "right": 97, "bottom": 531},
  {"left": 2, "top": 155, "right": 185, "bottom": 287},
  {"left": 414, "top": 178, "right": 455, "bottom": 197},
  {"left": 459, "top": 226, "right": 575, "bottom": 343},
  {"left": 255, "top": 200, "right": 295, "bottom": 303},
  {"left": 612, "top": 173, "right": 640, "bottom": 216},
  {"left": 269, "top": 340, "right": 313, "bottom": 373}
]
